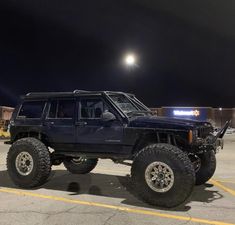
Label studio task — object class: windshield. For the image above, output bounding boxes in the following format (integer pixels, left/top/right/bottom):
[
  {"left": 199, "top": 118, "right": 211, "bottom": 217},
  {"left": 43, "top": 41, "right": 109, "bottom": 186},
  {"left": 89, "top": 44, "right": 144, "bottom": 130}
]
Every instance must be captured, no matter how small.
[
  {"left": 108, "top": 93, "right": 152, "bottom": 117},
  {"left": 108, "top": 94, "right": 138, "bottom": 113}
]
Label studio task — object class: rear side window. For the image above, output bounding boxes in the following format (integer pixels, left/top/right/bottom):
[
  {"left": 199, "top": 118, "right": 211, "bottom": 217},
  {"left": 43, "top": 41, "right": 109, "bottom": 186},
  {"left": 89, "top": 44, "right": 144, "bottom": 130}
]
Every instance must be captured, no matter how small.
[
  {"left": 18, "top": 101, "right": 46, "bottom": 119},
  {"left": 48, "top": 99, "right": 75, "bottom": 119}
]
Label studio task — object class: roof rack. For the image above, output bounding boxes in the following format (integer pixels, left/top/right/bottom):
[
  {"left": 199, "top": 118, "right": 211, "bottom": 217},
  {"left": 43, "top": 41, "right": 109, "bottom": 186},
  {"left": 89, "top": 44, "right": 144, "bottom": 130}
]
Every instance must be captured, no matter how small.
[
  {"left": 23, "top": 90, "right": 133, "bottom": 99},
  {"left": 73, "top": 90, "right": 89, "bottom": 94},
  {"left": 26, "top": 92, "right": 73, "bottom": 96}
]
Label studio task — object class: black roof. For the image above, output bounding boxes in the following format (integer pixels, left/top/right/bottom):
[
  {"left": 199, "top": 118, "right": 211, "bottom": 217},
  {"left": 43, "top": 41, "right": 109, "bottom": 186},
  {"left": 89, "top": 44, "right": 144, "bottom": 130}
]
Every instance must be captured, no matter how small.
[{"left": 23, "top": 90, "right": 133, "bottom": 99}]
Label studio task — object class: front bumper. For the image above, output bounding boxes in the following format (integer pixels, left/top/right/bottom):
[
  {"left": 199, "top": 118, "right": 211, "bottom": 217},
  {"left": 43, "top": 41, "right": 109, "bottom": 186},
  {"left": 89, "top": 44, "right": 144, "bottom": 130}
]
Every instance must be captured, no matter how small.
[
  {"left": 193, "top": 121, "right": 229, "bottom": 153},
  {"left": 192, "top": 135, "right": 224, "bottom": 154}
]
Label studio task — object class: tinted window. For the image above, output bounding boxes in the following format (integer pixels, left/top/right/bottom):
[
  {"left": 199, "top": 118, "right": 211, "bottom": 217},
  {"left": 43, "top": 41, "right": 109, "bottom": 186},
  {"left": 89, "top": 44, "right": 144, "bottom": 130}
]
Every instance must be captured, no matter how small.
[
  {"left": 80, "top": 98, "right": 108, "bottom": 119},
  {"left": 18, "top": 101, "right": 46, "bottom": 118},
  {"left": 48, "top": 100, "right": 75, "bottom": 119}
]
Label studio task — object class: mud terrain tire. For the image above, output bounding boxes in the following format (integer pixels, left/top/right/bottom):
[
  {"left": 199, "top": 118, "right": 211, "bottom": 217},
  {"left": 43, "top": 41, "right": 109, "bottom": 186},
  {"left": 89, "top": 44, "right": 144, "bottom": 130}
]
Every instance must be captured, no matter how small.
[
  {"left": 131, "top": 143, "right": 195, "bottom": 208},
  {"left": 7, "top": 138, "right": 51, "bottom": 188}
]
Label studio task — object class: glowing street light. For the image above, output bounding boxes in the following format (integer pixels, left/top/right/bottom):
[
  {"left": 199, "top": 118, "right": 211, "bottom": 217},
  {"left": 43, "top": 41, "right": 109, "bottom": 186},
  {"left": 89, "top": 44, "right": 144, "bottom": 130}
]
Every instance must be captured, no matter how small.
[
  {"left": 219, "top": 107, "right": 223, "bottom": 127},
  {"left": 124, "top": 54, "right": 136, "bottom": 66}
]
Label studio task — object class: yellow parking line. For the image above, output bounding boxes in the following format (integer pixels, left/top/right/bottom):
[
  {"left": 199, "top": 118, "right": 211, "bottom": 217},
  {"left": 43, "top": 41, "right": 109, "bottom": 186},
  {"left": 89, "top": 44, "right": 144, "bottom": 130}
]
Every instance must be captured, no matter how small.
[
  {"left": 0, "top": 187, "right": 234, "bottom": 225},
  {"left": 214, "top": 179, "right": 235, "bottom": 185},
  {"left": 210, "top": 179, "right": 235, "bottom": 196}
]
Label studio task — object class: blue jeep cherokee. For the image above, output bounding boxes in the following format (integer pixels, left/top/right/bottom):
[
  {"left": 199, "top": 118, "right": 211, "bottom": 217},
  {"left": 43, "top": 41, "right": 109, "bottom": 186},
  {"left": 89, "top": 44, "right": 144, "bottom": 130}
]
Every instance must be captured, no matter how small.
[{"left": 5, "top": 90, "right": 228, "bottom": 207}]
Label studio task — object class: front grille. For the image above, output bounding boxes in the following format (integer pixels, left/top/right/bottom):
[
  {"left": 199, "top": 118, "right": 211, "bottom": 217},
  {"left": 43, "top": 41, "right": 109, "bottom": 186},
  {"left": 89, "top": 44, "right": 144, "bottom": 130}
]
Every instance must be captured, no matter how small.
[{"left": 198, "top": 126, "right": 213, "bottom": 138}]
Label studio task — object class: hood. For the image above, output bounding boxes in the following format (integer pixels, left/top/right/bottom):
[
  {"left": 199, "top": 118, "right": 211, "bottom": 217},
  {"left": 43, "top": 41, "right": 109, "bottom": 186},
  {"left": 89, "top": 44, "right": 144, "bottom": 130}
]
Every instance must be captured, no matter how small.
[{"left": 128, "top": 116, "right": 212, "bottom": 130}]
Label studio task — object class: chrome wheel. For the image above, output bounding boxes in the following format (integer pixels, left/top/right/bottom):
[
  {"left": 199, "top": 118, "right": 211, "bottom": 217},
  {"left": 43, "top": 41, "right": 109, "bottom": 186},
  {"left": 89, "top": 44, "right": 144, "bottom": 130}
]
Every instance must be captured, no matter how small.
[
  {"left": 15, "top": 151, "right": 34, "bottom": 176},
  {"left": 145, "top": 161, "right": 174, "bottom": 193}
]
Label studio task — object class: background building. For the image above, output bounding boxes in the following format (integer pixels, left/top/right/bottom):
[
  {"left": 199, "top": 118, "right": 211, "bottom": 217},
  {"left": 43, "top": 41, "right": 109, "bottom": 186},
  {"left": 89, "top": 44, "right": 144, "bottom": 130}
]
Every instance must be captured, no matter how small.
[
  {"left": 151, "top": 107, "right": 235, "bottom": 128},
  {"left": 0, "top": 106, "right": 14, "bottom": 130}
]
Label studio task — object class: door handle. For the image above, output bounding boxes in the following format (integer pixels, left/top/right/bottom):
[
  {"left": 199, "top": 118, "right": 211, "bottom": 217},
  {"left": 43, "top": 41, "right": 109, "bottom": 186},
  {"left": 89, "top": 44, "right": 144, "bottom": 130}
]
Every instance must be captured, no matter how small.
[{"left": 76, "top": 121, "right": 87, "bottom": 126}]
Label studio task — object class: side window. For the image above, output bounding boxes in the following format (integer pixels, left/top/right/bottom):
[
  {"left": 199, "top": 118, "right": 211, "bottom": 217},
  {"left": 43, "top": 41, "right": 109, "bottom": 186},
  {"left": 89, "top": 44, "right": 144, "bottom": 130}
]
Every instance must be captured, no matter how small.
[
  {"left": 48, "top": 99, "right": 75, "bottom": 119},
  {"left": 80, "top": 98, "right": 108, "bottom": 119},
  {"left": 18, "top": 101, "right": 46, "bottom": 119}
]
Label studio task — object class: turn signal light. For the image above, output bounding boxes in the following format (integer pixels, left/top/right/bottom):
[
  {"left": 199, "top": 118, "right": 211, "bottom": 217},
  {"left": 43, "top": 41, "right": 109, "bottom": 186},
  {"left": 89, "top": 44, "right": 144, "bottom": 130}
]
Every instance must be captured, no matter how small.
[{"left": 188, "top": 130, "right": 193, "bottom": 144}]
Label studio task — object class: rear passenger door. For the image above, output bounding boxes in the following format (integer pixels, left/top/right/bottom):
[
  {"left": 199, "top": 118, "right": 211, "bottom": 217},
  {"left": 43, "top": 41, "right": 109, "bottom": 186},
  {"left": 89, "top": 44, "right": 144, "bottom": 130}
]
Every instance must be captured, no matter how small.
[{"left": 43, "top": 99, "right": 76, "bottom": 150}]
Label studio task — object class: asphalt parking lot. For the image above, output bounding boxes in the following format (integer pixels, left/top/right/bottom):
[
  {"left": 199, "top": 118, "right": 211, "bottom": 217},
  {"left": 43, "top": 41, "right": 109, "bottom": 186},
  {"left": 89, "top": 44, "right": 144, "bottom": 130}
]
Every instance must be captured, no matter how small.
[{"left": 0, "top": 136, "right": 235, "bottom": 225}]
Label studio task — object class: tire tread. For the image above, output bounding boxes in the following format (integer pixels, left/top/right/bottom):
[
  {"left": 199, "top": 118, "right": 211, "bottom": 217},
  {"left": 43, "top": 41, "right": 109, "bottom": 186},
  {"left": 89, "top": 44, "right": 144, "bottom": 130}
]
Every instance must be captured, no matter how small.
[
  {"left": 131, "top": 143, "right": 195, "bottom": 207},
  {"left": 7, "top": 138, "right": 51, "bottom": 188}
]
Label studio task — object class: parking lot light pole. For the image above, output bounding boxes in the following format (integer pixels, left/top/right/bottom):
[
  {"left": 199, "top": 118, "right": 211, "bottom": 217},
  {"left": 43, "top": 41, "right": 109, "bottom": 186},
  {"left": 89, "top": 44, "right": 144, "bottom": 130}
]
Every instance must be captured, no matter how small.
[{"left": 219, "top": 107, "right": 222, "bottom": 128}]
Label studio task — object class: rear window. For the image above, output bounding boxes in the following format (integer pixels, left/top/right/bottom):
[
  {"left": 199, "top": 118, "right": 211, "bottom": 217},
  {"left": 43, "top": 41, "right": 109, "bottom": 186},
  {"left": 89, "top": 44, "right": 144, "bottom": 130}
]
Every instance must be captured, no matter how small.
[{"left": 18, "top": 101, "right": 46, "bottom": 119}]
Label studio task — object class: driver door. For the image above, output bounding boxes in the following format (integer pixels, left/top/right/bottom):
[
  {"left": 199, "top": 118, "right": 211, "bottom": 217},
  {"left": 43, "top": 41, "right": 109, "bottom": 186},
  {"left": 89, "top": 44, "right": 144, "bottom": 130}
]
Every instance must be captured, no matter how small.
[{"left": 76, "top": 96, "right": 124, "bottom": 153}]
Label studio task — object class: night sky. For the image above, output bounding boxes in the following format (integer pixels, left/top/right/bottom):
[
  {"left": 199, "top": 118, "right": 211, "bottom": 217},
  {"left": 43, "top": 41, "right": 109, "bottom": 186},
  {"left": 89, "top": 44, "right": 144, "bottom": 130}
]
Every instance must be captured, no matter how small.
[{"left": 0, "top": 0, "right": 235, "bottom": 107}]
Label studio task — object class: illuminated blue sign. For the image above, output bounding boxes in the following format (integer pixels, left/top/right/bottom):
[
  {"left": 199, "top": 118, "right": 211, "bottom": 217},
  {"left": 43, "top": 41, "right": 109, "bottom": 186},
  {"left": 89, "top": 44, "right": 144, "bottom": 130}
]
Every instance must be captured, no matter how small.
[
  {"left": 163, "top": 107, "right": 207, "bottom": 121},
  {"left": 173, "top": 110, "right": 200, "bottom": 117}
]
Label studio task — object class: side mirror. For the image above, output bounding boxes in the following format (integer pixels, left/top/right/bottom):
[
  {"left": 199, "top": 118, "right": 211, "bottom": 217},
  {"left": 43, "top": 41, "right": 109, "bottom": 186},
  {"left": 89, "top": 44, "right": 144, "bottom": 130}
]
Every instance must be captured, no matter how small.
[{"left": 101, "top": 111, "right": 116, "bottom": 122}]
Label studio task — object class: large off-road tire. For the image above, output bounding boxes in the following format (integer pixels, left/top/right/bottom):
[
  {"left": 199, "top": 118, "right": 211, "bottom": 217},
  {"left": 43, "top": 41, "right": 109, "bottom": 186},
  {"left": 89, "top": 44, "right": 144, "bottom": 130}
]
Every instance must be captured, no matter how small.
[
  {"left": 63, "top": 157, "right": 98, "bottom": 174},
  {"left": 7, "top": 137, "right": 51, "bottom": 188},
  {"left": 195, "top": 151, "right": 216, "bottom": 185},
  {"left": 131, "top": 143, "right": 195, "bottom": 208}
]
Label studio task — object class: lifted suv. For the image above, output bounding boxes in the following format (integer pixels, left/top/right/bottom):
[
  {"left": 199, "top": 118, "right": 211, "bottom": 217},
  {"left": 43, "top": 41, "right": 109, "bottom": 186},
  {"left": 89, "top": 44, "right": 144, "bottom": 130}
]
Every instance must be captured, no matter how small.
[{"left": 6, "top": 90, "right": 228, "bottom": 207}]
